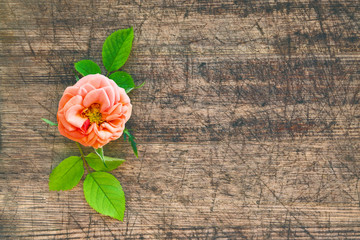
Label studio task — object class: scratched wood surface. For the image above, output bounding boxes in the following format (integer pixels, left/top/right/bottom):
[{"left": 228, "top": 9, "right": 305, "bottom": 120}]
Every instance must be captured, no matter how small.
[{"left": 1, "top": 0, "right": 360, "bottom": 239}]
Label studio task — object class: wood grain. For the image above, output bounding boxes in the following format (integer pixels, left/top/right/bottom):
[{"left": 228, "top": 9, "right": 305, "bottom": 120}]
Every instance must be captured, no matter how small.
[{"left": 1, "top": 0, "right": 360, "bottom": 239}]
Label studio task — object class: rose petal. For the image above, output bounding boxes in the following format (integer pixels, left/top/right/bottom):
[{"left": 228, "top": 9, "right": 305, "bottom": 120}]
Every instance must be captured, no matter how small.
[
  {"left": 93, "top": 125, "right": 112, "bottom": 140},
  {"left": 59, "top": 93, "right": 74, "bottom": 110},
  {"left": 83, "top": 88, "right": 111, "bottom": 112},
  {"left": 109, "top": 80, "right": 121, "bottom": 103},
  {"left": 75, "top": 74, "right": 102, "bottom": 88},
  {"left": 102, "top": 86, "right": 116, "bottom": 107},
  {"left": 123, "top": 104, "right": 132, "bottom": 121},
  {"left": 81, "top": 83, "right": 96, "bottom": 94},
  {"left": 64, "top": 86, "right": 80, "bottom": 96},
  {"left": 63, "top": 95, "right": 83, "bottom": 112},
  {"left": 58, "top": 121, "right": 85, "bottom": 140},
  {"left": 80, "top": 119, "right": 91, "bottom": 133},
  {"left": 119, "top": 88, "right": 130, "bottom": 104},
  {"left": 57, "top": 112, "right": 77, "bottom": 131},
  {"left": 65, "top": 105, "right": 86, "bottom": 128},
  {"left": 102, "top": 122, "right": 124, "bottom": 133}
]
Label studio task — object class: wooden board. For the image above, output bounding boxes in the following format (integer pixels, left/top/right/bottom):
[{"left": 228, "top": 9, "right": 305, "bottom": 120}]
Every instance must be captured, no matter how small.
[{"left": 1, "top": 0, "right": 360, "bottom": 239}]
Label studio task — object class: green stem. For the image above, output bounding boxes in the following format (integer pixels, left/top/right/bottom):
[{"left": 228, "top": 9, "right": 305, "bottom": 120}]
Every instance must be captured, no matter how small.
[
  {"left": 76, "top": 142, "right": 91, "bottom": 173},
  {"left": 106, "top": 72, "right": 110, "bottom": 77}
]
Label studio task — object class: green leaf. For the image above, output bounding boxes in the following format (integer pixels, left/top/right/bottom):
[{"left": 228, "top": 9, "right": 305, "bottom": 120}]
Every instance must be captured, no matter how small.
[
  {"left": 42, "top": 118, "right": 58, "bottom": 126},
  {"left": 129, "top": 137, "right": 138, "bottom": 158},
  {"left": 75, "top": 60, "right": 101, "bottom": 76},
  {"left": 134, "top": 81, "right": 146, "bottom": 90},
  {"left": 94, "top": 147, "right": 107, "bottom": 168},
  {"left": 72, "top": 69, "right": 80, "bottom": 81},
  {"left": 109, "top": 71, "right": 135, "bottom": 93},
  {"left": 124, "top": 128, "right": 138, "bottom": 158},
  {"left": 85, "top": 153, "right": 125, "bottom": 172},
  {"left": 83, "top": 172, "right": 126, "bottom": 221},
  {"left": 102, "top": 27, "right": 134, "bottom": 72},
  {"left": 49, "top": 156, "right": 84, "bottom": 191}
]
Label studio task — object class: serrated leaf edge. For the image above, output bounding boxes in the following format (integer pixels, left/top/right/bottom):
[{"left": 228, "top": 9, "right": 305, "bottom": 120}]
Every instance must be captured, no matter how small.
[
  {"left": 85, "top": 153, "right": 125, "bottom": 172},
  {"left": 103, "top": 27, "right": 134, "bottom": 72},
  {"left": 84, "top": 173, "right": 125, "bottom": 221},
  {"left": 74, "top": 60, "right": 101, "bottom": 76},
  {"left": 49, "top": 156, "right": 83, "bottom": 191}
]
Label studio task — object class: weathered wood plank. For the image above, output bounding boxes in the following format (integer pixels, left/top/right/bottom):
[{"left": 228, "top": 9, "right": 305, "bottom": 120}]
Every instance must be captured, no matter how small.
[{"left": 1, "top": 0, "right": 360, "bottom": 239}]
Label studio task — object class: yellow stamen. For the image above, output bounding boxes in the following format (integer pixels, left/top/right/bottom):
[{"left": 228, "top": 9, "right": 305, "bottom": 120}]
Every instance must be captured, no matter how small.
[{"left": 81, "top": 103, "right": 104, "bottom": 125}]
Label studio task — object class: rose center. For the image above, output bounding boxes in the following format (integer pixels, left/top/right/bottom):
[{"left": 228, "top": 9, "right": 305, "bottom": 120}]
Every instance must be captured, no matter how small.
[{"left": 81, "top": 103, "right": 104, "bottom": 125}]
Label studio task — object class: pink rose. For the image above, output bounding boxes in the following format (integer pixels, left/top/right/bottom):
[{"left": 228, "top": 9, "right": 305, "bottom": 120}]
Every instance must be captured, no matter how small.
[{"left": 57, "top": 74, "right": 132, "bottom": 148}]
